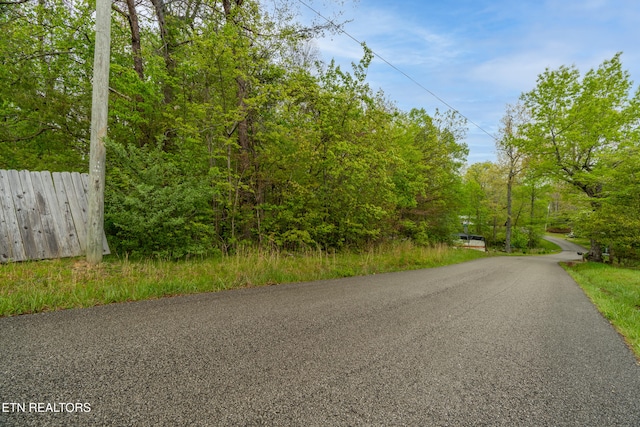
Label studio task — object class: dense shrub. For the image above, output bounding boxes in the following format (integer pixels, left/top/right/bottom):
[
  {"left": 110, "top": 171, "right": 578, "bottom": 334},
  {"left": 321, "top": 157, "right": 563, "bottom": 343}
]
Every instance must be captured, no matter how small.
[{"left": 105, "top": 142, "right": 216, "bottom": 259}]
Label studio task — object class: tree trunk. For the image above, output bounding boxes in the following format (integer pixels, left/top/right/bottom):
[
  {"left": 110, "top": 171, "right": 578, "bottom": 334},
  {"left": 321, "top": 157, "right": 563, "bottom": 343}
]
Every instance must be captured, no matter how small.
[
  {"left": 113, "top": 0, "right": 153, "bottom": 146},
  {"left": 492, "top": 216, "right": 497, "bottom": 243},
  {"left": 222, "top": 0, "right": 251, "bottom": 172},
  {"left": 150, "top": 0, "right": 178, "bottom": 150},
  {"left": 505, "top": 179, "right": 512, "bottom": 253},
  {"left": 236, "top": 74, "right": 251, "bottom": 172},
  {"left": 586, "top": 197, "right": 604, "bottom": 262},
  {"left": 223, "top": 0, "right": 255, "bottom": 244},
  {"left": 125, "top": 0, "right": 144, "bottom": 80},
  {"left": 587, "top": 239, "right": 603, "bottom": 262},
  {"left": 528, "top": 183, "right": 536, "bottom": 248},
  {"left": 150, "top": 0, "right": 174, "bottom": 104}
]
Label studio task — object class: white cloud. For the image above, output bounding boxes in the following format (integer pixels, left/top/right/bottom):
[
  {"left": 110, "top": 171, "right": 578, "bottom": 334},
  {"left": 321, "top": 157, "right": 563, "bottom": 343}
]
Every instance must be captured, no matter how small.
[
  {"left": 313, "top": 4, "right": 462, "bottom": 69},
  {"left": 301, "top": 0, "right": 640, "bottom": 163}
]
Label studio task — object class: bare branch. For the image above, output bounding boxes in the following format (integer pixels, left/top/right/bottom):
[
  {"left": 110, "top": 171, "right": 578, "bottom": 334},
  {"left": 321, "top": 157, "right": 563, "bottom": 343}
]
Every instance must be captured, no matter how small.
[
  {"left": 0, "top": 0, "right": 30, "bottom": 5},
  {"left": 109, "top": 86, "right": 133, "bottom": 102}
]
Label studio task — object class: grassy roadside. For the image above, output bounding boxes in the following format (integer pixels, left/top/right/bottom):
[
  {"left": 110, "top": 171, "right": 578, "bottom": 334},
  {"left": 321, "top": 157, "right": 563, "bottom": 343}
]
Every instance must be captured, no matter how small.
[
  {"left": 0, "top": 243, "right": 486, "bottom": 317},
  {"left": 484, "top": 235, "right": 562, "bottom": 255},
  {"left": 538, "top": 237, "right": 563, "bottom": 253},
  {"left": 563, "top": 262, "right": 640, "bottom": 360}
]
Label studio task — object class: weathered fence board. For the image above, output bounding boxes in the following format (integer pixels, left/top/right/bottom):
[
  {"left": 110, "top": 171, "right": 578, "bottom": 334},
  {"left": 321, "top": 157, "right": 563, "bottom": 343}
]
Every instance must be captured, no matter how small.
[
  {"left": 19, "top": 170, "right": 50, "bottom": 259},
  {"left": 0, "top": 169, "right": 109, "bottom": 263},
  {"left": 40, "top": 171, "right": 75, "bottom": 258},
  {"left": 72, "top": 172, "right": 90, "bottom": 241},
  {"left": 50, "top": 172, "right": 82, "bottom": 257},
  {"left": 0, "top": 178, "right": 14, "bottom": 261},
  {"left": 9, "top": 169, "right": 41, "bottom": 260},
  {"left": 30, "top": 171, "right": 61, "bottom": 258},
  {"left": 0, "top": 170, "right": 26, "bottom": 261},
  {"left": 61, "top": 171, "right": 87, "bottom": 252}
]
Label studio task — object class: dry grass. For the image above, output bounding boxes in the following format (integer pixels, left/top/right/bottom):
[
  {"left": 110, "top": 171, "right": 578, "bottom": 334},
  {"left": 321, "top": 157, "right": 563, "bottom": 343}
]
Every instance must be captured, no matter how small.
[{"left": 0, "top": 242, "right": 485, "bottom": 317}]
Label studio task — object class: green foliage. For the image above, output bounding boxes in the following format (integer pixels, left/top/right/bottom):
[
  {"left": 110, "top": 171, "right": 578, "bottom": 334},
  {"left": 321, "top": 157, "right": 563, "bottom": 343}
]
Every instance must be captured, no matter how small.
[
  {"left": 105, "top": 142, "right": 216, "bottom": 259},
  {"left": 0, "top": 1, "right": 94, "bottom": 171},
  {"left": 2, "top": 1, "right": 471, "bottom": 257},
  {"left": 519, "top": 53, "right": 640, "bottom": 261},
  {"left": 462, "top": 162, "right": 504, "bottom": 241},
  {"left": 508, "top": 228, "right": 529, "bottom": 250}
]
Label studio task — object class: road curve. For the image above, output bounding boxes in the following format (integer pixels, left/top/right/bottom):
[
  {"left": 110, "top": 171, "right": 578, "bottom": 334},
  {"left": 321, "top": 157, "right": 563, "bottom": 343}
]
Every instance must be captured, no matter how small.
[
  {"left": 543, "top": 235, "right": 589, "bottom": 254},
  {"left": 1, "top": 244, "right": 639, "bottom": 426}
]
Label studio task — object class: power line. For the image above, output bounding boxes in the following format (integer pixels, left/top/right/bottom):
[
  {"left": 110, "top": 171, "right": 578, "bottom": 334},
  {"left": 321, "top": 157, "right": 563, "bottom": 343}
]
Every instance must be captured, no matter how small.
[{"left": 296, "top": 0, "right": 497, "bottom": 141}]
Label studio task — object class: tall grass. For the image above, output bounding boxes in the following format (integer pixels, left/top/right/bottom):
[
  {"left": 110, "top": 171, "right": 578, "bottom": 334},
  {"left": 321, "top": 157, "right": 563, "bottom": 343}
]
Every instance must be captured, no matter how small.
[
  {"left": 0, "top": 242, "right": 485, "bottom": 317},
  {"left": 564, "top": 262, "right": 640, "bottom": 360}
]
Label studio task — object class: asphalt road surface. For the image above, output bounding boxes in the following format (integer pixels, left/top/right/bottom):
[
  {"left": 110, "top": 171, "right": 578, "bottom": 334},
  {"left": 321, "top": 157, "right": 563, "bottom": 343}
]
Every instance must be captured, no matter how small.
[{"left": 1, "top": 239, "right": 639, "bottom": 426}]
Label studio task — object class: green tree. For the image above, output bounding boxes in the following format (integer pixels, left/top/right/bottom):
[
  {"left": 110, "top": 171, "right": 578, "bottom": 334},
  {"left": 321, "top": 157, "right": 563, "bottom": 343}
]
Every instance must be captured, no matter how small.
[
  {"left": 520, "top": 53, "right": 640, "bottom": 261},
  {"left": 0, "top": 0, "right": 94, "bottom": 171},
  {"left": 463, "top": 162, "right": 504, "bottom": 246},
  {"left": 497, "top": 103, "right": 529, "bottom": 253},
  {"left": 574, "top": 145, "right": 640, "bottom": 263},
  {"left": 396, "top": 108, "right": 468, "bottom": 244},
  {"left": 258, "top": 48, "right": 403, "bottom": 248},
  {"left": 1, "top": 0, "right": 473, "bottom": 258}
]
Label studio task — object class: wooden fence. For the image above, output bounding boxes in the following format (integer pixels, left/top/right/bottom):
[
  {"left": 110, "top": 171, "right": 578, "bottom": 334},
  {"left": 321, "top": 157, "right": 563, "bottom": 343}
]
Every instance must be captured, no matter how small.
[{"left": 0, "top": 170, "right": 110, "bottom": 263}]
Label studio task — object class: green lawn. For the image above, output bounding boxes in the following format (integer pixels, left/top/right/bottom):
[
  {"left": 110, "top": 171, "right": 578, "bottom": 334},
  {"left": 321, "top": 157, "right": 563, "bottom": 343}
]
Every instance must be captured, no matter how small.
[{"left": 564, "top": 262, "right": 640, "bottom": 360}]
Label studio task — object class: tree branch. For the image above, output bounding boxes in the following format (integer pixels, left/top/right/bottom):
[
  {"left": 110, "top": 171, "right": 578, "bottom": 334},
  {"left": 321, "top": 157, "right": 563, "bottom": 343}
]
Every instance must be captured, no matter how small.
[{"left": 1, "top": 126, "right": 55, "bottom": 143}]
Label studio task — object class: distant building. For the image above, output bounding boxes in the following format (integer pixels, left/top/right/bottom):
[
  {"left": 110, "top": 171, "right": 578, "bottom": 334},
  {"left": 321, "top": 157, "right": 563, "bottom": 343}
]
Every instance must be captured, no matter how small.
[{"left": 454, "top": 233, "right": 486, "bottom": 252}]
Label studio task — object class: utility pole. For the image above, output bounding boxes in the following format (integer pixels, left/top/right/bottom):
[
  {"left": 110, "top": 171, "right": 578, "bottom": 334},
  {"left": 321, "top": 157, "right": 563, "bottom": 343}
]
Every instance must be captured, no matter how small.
[{"left": 87, "top": 0, "right": 111, "bottom": 264}]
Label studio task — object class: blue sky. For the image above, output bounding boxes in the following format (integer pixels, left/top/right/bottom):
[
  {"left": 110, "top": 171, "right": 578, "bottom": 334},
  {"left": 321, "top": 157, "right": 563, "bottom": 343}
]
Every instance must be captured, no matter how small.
[{"left": 295, "top": 0, "right": 640, "bottom": 164}]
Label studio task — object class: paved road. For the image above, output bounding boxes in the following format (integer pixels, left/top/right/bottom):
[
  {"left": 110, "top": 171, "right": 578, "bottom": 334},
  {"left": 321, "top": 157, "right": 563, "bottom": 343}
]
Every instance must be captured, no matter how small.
[{"left": 1, "top": 241, "right": 639, "bottom": 426}]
